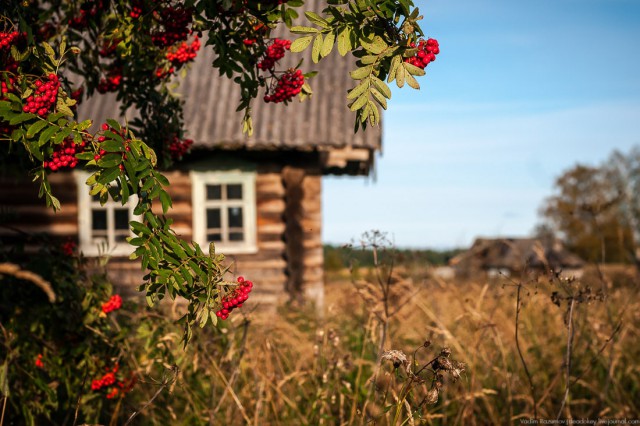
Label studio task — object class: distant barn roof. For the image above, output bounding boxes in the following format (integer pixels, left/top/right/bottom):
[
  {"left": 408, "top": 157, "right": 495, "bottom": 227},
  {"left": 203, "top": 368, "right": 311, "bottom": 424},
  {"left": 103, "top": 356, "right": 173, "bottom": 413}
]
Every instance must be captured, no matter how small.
[{"left": 79, "top": 0, "right": 381, "bottom": 154}]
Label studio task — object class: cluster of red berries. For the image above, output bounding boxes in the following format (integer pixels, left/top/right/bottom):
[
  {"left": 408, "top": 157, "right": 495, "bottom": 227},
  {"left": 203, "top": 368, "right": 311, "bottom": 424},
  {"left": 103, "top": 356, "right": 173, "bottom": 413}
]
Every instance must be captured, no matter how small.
[
  {"left": 264, "top": 69, "right": 304, "bottom": 103},
  {"left": 166, "top": 36, "right": 200, "bottom": 65},
  {"left": 151, "top": 6, "right": 192, "bottom": 47},
  {"left": 99, "top": 39, "right": 120, "bottom": 57},
  {"left": 44, "top": 138, "right": 85, "bottom": 172},
  {"left": 35, "top": 354, "right": 44, "bottom": 369},
  {"left": 22, "top": 74, "right": 60, "bottom": 116},
  {"left": 257, "top": 38, "right": 291, "bottom": 71},
  {"left": 102, "top": 294, "right": 123, "bottom": 314},
  {"left": 68, "top": 0, "right": 104, "bottom": 29},
  {"left": 62, "top": 239, "right": 76, "bottom": 256},
  {"left": 106, "top": 375, "right": 136, "bottom": 399},
  {"left": 168, "top": 135, "right": 193, "bottom": 160},
  {"left": 91, "top": 365, "right": 118, "bottom": 391},
  {"left": 70, "top": 86, "right": 84, "bottom": 105},
  {"left": 243, "top": 38, "right": 256, "bottom": 46},
  {"left": 155, "top": 66, "right": 175, "bottom": 79},
  {"left": 97, "top": 72, "right": 122, "bottom": 93},
  {"left": 91, "top": 364, "right": 136, "bottom": 399},
  {"left": 215, "top": 276, "right": 253, "bottom": 320},
  {"left": 130, "top": 3, "right": 143, "bottom": 19},
  {"left": 0, "top": 31, "right": 23, "bottom": 50},
  {"left": 405, "top": 38, "right": 440, "bottom": 69},
  {"left": 1, "top": 77, "right": 15, "bottom": 98}
]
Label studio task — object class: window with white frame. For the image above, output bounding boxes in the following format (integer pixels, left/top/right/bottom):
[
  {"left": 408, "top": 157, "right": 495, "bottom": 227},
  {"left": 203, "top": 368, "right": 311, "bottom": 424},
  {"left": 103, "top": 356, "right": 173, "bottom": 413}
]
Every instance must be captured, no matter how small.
[
  {"left": 75, "top": 172, "right": 139, "bottom": 256},
  {"left": 191, "top": 170, "right": 257, "bottom": 254}
]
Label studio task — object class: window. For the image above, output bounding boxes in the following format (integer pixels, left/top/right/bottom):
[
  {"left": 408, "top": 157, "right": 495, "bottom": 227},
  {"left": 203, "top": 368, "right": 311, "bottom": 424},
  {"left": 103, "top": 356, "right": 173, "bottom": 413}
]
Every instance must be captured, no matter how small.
[
  {"left": 191, "top": 170, "right": 257, "bottom": 254},
  {"left": 75, "top": 172, "right": 139, "bottom": 256}
]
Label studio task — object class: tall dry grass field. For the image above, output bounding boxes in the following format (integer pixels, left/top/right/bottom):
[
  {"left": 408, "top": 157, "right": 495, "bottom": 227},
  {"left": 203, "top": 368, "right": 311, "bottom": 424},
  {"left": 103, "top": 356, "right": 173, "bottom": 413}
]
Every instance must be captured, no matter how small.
[{"left": 126, "top": 264, "right": 639, "bottom": 425}]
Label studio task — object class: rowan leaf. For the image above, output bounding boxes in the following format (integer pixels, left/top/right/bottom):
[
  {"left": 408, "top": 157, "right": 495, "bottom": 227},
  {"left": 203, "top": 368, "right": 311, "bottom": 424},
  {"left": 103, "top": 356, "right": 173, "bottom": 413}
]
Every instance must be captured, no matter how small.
[{"left": 290, "top": 36, "right": 313, "bottom": 52}]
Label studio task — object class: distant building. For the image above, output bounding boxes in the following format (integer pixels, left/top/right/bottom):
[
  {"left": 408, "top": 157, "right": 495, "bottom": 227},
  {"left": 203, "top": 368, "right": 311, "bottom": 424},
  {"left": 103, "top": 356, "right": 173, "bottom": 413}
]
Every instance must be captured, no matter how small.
[{"left": 449, "top": 237, "right": 585, "bottom": 279}]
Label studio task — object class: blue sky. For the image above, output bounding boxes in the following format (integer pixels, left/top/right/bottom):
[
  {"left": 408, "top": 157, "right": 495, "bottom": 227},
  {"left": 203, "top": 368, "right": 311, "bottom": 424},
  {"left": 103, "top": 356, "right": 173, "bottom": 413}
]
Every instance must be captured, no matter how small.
[{"left": 322, "top": 0, "right": 640, "bottom": 249}]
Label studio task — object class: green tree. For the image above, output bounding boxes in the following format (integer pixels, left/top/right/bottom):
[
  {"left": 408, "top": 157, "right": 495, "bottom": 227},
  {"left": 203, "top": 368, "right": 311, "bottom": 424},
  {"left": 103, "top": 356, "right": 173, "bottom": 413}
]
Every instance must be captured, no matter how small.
[{"left": 540, "top": 163, "right": 632, "bottom": 263}]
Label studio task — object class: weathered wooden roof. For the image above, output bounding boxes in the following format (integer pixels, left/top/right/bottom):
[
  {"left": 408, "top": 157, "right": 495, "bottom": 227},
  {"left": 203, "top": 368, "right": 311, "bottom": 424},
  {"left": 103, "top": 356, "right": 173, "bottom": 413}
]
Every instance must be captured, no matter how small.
[
  {"left": 449, "top": 238, "right": 585, "bottom": 272},
  {"left": 78, "top": 0, "right": 381, "bottom": 157}
]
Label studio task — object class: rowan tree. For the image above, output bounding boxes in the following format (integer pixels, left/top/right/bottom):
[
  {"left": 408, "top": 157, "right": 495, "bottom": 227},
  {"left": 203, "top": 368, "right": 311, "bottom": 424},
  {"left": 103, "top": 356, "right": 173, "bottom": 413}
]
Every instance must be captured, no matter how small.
[{"left": 1, "top": 0, "right": 440, "bottom": 342}]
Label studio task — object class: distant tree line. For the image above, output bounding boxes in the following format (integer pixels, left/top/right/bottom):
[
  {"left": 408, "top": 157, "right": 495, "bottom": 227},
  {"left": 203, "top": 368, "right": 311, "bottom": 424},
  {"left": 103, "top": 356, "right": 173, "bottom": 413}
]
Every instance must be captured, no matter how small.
[
  {"left": 538, "top": 146, "right": 640, "bottom": 265},
  {"left": 323, "top": 244, "right": 464, "bottom": 271}
]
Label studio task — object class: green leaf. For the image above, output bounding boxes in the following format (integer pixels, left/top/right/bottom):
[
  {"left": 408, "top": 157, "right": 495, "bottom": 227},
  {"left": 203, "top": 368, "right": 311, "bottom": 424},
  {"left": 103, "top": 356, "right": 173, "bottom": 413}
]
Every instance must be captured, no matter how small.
[
  {"left": 360, "top": 55, "right": 378, "bottom": 65},
  {"left": 75, "top": 152, "right": 95, "bottom": 160},
  {"left": 97, "top": 166, "right": 121, "bottom": 185},
  {"left": 304, "top": 11, "right": 328, "bottom": 27},
  {"left": 347, "top": 80, "right": 370, "bottom": 100},
  {"left": 311, "top": 34, "right": 323, "bottom": 63},
  {"left": 198, "top": 308, "right": 209, "bottom": 328},
  {"left": 337, "top": 28, "right": 350, "bottom": 56},
  {"left": 52, "top": 126, "right": 72, "bottom": 144},
  {"left": 97, "top": 153, "right": 123, "bottom": 168},
  {"left": 130, "top": 221, "right": 152, "bottom": 235},
  {"left": 100, "top": 140, "right": 123, "bottom": 152},
  {"left": 106, "top": 119, "right": 121, "bottom": 131},
  {"left": 371, "top": 76, "right": 392, "bottom": 99},
  {"left": 350, "top": 65, "right": 372, "bottom": 80},
  {"left": 77, "top": 119, "right": 92, "bottom": 131},
  {"left": 26, "top": 120, "right": 48, "bottom": 138},
  {"left": 387, "top": 56, "right": 401, "bottom": 83},
  {"left": 321, "top": 32, "right": 335, "bottom": 58},
  {"left": 403, "top": 62, "right": 426, "bottom": 77},
  {"left": 290, "top": 36, "right": 313, "bottom": 53},
  {"left": 9, "top": 113, "right": 34, "bottom": 125},
  {"left": 290, "top": 26, "right": 320, "bottom": 34},
  {"left": 361, "top": 36, "right": 387, "bottom": 55},
  {"left": 159, "top": 190, "right": 172, "bottom": 214},
  {"left": 403, "top": 69, "right": 420, "bottom": 89},
  {"left": 350, "top": 93, "right": 369, "bottom": 111},
  {"left": 395, "top": 64, "right": 406, "bottom": 88},
  {"left": 42, "top": 42, "right": 56, "bottom": 59},
  {"left": 370, "top": 88, "right": 388, "bottom": 109},
  {"left": 104, "top": 130, "right": 124, "bottom": 143},
  {"left": 38, "top": 125, "right": 58, "bottom": 146},
  {"left": 57, "top": 103, "right": 74, "bottom": 117}
]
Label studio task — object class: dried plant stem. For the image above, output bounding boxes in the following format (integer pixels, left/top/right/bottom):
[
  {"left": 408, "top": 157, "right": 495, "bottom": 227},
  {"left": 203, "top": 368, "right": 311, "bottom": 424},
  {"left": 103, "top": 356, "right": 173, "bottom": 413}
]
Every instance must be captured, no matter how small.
[
  {"left": 1, "top": 395, "right": 7, "bottom": 426},
  {"left": 515, "top": 283, "right": 537, "bottom": 419},
  {"left": 557, "top": 298, "right": 576, "bottom": 420},
  {"left": 212, "top": 319, "right": 250, "bottom": 415},
  {"left": 0, "top": 263, "right": 56, "bottom": 302},
  {"left": 124, "top": 367, "right": 178, "bottom": 426}
]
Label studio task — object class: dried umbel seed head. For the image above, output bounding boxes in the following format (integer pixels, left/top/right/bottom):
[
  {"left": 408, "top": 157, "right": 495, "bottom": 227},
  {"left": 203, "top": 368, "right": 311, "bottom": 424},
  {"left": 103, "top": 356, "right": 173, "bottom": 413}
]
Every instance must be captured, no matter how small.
[
  {"left": 425, "top": 387, "right": 439, "bottom": 404},
  {"left": 450, "top": 361, "right": 466, "bottom": 382},
  {"left": 439, "top": 347, "right": 452, "bottom": 357},
  {"left": 423, "top": 340, "right": 432, "bottom": 348},
  {"left": 382, "top": 350, "right": 408, "bottom": 369}
]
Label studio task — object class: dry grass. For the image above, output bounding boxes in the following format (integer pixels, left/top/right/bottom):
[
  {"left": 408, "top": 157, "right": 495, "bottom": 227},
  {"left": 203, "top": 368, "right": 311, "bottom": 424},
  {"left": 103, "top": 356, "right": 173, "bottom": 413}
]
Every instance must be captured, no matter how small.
[{"left": 129, "top": 264, "right": 640, "bottom": 425}]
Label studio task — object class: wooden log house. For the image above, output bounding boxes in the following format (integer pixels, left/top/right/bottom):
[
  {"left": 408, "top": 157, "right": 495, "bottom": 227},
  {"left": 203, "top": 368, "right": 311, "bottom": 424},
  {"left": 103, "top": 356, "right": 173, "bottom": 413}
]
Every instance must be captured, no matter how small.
[{"left": 0, "top": 3, "right": 381, "bottom": 309}]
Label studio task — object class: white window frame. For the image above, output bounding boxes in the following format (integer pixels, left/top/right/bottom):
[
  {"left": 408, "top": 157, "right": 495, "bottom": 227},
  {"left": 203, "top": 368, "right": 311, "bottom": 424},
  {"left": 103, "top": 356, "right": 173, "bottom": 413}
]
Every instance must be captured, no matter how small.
[
  {"left": 190, "top": 170, "right": 257, "bottom": 254},
  {"left": 75, "top": 171, "right": 140, "bottom": 257}
]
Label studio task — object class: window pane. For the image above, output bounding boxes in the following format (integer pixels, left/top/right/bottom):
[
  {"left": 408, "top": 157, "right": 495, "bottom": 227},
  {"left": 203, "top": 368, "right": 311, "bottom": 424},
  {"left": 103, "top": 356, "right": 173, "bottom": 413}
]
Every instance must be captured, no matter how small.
[
  {"left": 114, "top": 209, "right": 129, "bottom": 230},
  {"left": 229, "top": 232, "right": 244, "bottom": 241},
  {"left": 92, "top": 210, "right": 107, "bottom": 230},
  {"left": 207, "top": 233, "right": 222, "bottom": 242},
  {"left": 206, "top": 185, "right": 222, "bottom": 200},
  {"left": 228, "top": 207, "right": 243, "bottom": 227},
  {"left": 207, "top": 208, "right": 221, "bottom": 229},
  {"left": 227, "top": 184, "right": 242, "bottom": 200}
]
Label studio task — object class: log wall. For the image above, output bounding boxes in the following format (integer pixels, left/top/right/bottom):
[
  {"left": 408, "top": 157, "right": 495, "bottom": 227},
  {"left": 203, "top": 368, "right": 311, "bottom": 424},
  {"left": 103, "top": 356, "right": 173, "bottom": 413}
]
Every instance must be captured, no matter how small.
[{"left": 0, "top": 163, "right": 324, "bottom": 310}]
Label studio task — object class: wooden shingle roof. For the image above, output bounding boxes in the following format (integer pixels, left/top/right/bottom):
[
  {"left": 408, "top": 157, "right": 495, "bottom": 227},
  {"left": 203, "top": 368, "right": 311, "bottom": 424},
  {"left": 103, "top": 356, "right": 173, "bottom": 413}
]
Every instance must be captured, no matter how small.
[{"left": 79, "top": 0, "right": 381, "bottom": 157}]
